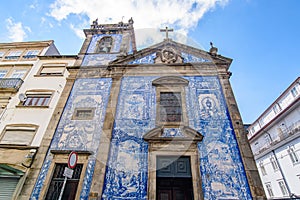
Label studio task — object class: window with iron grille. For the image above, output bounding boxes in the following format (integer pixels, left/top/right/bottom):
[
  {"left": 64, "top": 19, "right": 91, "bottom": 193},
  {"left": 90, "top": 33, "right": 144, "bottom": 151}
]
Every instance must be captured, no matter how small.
[
  {"left": 72, "top": 108, "right": 95, "bottom": 120},
  {"left": 160, "top": 92, "right": 182, "bottom": 122},
  {"left": 45, "top": 163, "right": 83, "bottom": 200}
]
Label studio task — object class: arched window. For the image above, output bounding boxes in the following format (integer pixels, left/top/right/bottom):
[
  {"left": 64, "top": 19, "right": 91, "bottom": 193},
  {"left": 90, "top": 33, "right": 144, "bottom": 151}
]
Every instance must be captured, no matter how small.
[{"left": 95, "top": 36, "right": 113, "bottom": 53}]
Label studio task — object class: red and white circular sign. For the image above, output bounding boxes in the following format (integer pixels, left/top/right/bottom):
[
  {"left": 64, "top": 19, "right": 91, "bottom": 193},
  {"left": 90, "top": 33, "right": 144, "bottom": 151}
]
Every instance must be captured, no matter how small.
[{"left": 68, "top": 151, "right": 78, "bottom": 169}]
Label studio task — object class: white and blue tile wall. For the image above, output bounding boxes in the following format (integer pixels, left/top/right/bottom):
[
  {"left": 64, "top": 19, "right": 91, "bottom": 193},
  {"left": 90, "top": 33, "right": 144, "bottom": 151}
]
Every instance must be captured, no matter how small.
[{"left": 31, "top": 75, "right": 252, "bottom": 200}]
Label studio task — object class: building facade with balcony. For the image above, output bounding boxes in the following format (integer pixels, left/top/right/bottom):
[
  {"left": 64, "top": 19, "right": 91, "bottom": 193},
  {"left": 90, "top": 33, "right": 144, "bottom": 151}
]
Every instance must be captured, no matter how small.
[
  {"left": 0, "top": 41, "right": 77, "bottom": 199},
  {"left": 247, "top": 77, "right": 300, "bottom": 199}
]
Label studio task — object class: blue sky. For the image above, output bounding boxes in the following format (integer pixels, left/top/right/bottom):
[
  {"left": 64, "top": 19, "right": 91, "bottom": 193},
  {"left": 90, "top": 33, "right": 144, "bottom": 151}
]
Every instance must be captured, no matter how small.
[{"left": 0, "top": 0, "right": 299, "bottom": 123}]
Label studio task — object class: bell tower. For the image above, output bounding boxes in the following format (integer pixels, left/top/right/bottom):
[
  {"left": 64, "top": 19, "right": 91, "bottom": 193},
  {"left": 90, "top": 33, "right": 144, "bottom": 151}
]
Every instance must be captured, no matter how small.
[{"left": 78, "top": 18, "right": 136, "bottom": 66}]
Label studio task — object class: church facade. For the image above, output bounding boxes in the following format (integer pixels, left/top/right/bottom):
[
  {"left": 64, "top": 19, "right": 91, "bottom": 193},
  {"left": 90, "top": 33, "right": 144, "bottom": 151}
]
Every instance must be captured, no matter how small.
[{"left": 21, "top": 19, "right": 265, "bottom": 199}]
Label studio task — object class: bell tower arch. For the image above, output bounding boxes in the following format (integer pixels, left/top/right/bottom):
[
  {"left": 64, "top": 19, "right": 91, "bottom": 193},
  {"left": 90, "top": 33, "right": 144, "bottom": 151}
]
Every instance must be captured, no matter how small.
[{"left": 78, "top": 18, "right": 137, "bottom": 66}]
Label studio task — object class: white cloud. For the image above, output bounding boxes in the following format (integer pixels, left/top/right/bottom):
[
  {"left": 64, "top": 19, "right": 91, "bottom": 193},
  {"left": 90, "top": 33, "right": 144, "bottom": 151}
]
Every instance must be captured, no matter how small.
[
  {"left": 29, "top": 0, "right": 38, "bottom": 9},
  {"left": 5, "top": 18, "right": 30, "bottom": 42},
  {"left": 70, "top": 23, "right": 86, "bottom": 39},
  {"left": 49, "top": 0, "right": 228, "bottom": 48}
]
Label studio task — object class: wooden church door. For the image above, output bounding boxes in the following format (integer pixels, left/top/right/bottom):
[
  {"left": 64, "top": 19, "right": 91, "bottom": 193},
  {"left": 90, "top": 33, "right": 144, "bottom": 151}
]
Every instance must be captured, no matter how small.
[{"left": 156, "top": 156, "right": 194, "bottom": 200}]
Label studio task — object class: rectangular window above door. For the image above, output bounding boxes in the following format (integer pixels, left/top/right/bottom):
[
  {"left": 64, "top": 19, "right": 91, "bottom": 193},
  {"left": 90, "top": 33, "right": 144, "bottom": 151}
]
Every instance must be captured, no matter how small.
[{"left": 160, "top": 92, "right": 182, "bottom": 122}]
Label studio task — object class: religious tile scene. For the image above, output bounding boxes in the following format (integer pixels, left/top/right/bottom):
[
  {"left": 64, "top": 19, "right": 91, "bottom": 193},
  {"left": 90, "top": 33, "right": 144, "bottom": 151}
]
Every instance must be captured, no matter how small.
[{"left": 1, "top": 18, "right": 273, "bottom": 200}]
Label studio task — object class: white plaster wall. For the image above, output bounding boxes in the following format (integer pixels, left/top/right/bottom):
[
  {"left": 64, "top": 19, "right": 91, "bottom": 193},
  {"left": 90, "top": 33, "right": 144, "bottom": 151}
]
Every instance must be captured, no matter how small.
[
  {"left": 256, "top": 153, "right": 283, "bottom": 198},
  {"left": 0, "top": 58, "right": 75, "bottom": 146},
  {"left": 254, "top": 107, "right": 300, "bottom": 198},
  {"left": 276, "top": 138, "right": 300, "bottom": 196}
]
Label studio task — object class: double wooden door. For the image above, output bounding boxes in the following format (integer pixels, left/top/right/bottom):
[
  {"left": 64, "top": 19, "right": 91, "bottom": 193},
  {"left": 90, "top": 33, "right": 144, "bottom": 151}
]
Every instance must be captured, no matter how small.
[
  {"left": 157, "top": 177, "right": 194, "bottom": 200},
  {"left": 156, "top": 156, "right": 194, "bottom": 200}
]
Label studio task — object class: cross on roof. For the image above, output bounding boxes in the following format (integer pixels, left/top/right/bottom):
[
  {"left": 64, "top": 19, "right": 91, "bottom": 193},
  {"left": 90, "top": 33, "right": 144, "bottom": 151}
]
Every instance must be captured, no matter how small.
[{"left": 160, "top": 26, "right": 174, "bottom": 39}]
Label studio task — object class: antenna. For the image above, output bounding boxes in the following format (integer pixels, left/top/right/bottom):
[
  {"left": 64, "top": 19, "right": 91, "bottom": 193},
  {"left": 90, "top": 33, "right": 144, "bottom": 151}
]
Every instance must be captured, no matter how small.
[{"left": 18, "top": 93, "right": 27, "bottom": 102}]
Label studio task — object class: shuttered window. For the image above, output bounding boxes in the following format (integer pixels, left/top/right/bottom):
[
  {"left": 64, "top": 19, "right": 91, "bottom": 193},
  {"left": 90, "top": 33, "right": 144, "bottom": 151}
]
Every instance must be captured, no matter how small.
[
  {"left": 0, "top": 177, "right": 19, "bottom": 199},
  {"left": 23, "top": 94, "right": 51, "bottom": 106},
  {"left": 0, "top": 125, "right": 37, "bottom": 145},
  {"left": 39, "top": 64, "right": 66, "bottom": 76}
]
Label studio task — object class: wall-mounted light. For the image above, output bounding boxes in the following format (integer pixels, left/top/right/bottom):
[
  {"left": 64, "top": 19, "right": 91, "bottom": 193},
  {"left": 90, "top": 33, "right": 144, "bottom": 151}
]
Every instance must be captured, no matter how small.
[{"left": 22, "top": 149, "right": 37, "bottom": 168}]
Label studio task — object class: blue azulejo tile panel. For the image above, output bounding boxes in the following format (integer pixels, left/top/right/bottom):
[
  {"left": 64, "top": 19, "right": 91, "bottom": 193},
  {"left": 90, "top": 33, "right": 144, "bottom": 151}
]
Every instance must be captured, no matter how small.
[
  {"left": 181, "top": 52, "right": 211, "bottom": 63},
  {"left": 128, "top": 53, "right": 156, "bottom": 64},
  {"left": 102, "top": 76, "right": 157, "bottom": 200},
  {"left": 31, "top": 78, "right": 112, "bottom": 200},
  {"left": 82, "top": 54, "right": 118, "bottom": 66},
  {"left": 51, "top": 78, "right": 112, "bottom": 152},
  {"left": 87, "top": 34, "right": 122, "bottom": 53},
  {"left": 185, "top": 76, "right": 252, "bottom": 200},
  {"left": 30, "top": 155, "right": 53, "bottom": 200}
]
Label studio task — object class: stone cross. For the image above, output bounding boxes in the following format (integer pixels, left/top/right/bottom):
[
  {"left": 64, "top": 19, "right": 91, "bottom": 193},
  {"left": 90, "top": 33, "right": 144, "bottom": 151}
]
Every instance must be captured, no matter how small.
[{"left": 160, "top": 27, "right": 174, "bottom": 39}]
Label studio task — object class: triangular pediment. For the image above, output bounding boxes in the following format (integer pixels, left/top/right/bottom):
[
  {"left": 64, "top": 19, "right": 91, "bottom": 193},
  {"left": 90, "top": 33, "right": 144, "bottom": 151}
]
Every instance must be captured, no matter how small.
[
  {"left": 110, "top": 39, "right": 232, "bottom": 66},
  {"left": 143, "top": 126, "right": 203, "bottom": 142}
]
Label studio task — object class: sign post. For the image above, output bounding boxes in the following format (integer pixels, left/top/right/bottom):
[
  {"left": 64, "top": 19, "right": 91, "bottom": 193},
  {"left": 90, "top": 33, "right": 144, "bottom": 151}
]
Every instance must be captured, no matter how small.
[{"left": 58, "top": 151, "right": 78, "bottom": 200}]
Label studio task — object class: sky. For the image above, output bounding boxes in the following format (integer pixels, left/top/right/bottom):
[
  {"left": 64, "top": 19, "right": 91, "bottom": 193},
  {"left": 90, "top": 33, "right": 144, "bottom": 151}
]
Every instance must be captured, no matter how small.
[{"left": 0, "top": 0, "right": 299, "bottom": 123}]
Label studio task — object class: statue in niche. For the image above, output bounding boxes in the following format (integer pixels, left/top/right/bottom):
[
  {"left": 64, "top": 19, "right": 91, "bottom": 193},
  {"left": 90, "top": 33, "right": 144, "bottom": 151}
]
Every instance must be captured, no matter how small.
[
  {"left": 95, "top": 36, "right": 113, "bottom": 53},
  {"left": 154, "top": 47, "right": 183, "bottom": 64}
]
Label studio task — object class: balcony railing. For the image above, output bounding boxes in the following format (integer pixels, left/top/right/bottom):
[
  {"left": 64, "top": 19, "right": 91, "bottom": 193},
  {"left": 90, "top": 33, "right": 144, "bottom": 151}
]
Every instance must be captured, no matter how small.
[
  {"left": 0, "top": 78, "right": 24, "bottom": 92},
  {"left": 22, "top": 55, "right": 38, "bottom": 59},
  {"left": 4, "top": 56, "right": 20, "bottom": 60},
  {"left": 253, "top": 120, "right": 300, "bottom": 156}
]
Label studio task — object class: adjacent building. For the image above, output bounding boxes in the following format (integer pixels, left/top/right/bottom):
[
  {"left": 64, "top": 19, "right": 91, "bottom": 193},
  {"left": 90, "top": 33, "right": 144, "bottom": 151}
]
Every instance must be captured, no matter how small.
[
  {"left": 247, "top": 77, "right": 300, "bottom": 199},
  {"left": 0, "top": 41, "right": 77, "bottom": 199}
]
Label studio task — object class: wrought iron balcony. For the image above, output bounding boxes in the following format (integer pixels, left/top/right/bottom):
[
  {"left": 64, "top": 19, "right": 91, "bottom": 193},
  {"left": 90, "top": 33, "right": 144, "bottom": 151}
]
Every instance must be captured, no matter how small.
[
  {"left": 4, "top": 56, "right": 20, "bottom": 60},
  {"left": 22, "top": 55, "right": 38, "bottom": 59},
  {"left": 0, "top": 78, "right": 24, "bottom": 92},
  {"left": 253, "top": 120, "right": 300, "bottom": 156}
]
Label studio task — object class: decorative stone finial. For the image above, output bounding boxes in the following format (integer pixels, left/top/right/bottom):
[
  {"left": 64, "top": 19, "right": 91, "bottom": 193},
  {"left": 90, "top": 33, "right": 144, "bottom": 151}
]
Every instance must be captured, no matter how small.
[
  {"left": 209, "top": 42, "right": 218, "bottom": 56},
  {"left": 128, "top": 17, "right": 134, "bottom": 24}
]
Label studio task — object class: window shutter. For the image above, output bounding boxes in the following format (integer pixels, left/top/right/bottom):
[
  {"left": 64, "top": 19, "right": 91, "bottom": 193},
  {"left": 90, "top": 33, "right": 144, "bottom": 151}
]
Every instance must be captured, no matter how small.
[
  {"left": 40, "top": 66, "right": 65, "bottom": 74},
  {"left": 0, "top": 127, "right": 36, "bottom": 145},
  {"left": 0, "top": 177, "right": 19, "bottom": 199}
]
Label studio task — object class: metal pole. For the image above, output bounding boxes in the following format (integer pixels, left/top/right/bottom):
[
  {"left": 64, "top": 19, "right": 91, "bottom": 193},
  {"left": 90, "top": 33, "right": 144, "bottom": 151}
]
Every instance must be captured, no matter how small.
[{"left": 58, "top": 176, "right": 67, "bottom": 200}]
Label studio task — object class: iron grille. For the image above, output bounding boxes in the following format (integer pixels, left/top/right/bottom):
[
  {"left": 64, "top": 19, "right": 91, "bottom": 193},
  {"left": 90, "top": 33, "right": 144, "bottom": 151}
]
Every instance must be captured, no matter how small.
[
  {"left": 45, "top": 163, "right": 83, "bottom": 200},
  {"left": 0, "top": 78, "right": 23, "bottom": 91}
]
